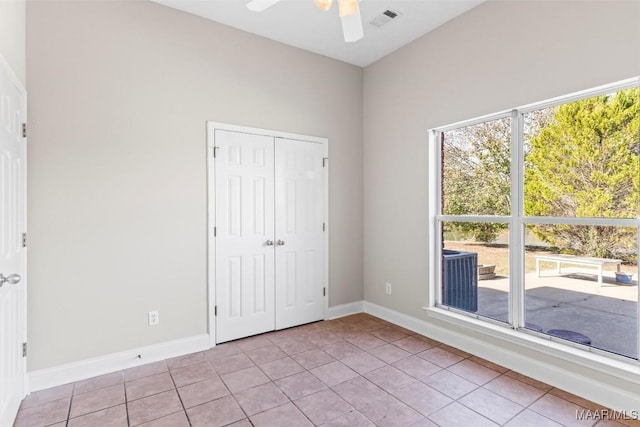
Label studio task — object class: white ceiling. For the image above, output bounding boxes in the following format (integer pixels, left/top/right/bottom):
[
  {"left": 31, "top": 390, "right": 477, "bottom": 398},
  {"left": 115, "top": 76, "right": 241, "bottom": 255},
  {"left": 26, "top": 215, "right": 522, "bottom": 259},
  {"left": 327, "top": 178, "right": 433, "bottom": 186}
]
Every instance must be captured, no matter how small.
[{"left": 151, "top": 0, "right": 484, "bottom": 67}]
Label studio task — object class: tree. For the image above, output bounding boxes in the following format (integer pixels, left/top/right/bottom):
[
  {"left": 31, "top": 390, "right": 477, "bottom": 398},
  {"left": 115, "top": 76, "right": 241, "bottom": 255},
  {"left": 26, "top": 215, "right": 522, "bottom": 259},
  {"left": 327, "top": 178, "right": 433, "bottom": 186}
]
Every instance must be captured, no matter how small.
[
  {"left": 524, "top": 88, "right": 639, "bottom": 260},
  {"left": 442, "top": 117, "right": 511, "bottom": 242}
]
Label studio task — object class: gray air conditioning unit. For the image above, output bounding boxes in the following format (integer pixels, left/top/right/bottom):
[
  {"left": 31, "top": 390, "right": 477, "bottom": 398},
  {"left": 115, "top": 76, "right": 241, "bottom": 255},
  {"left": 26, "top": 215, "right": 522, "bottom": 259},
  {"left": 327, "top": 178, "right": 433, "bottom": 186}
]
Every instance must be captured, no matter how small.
[{"left": 442, "top": 249, "right": 478, "bottom": 312}]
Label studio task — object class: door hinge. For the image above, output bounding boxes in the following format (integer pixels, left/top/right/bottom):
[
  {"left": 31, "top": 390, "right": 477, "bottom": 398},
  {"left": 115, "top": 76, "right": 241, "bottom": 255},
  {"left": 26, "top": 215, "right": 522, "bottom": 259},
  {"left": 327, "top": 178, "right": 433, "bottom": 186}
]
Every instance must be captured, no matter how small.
[
  {"left": 213, "top": 146, "right": 219, "bottom": 158},
  {"left": 22, "top": 342, "right": 27, "bottom": 358},
  {"left": 322, "top": 157, "right": 328, "bottom": 167},
  {"left": 323, "top": 287, "right": 326, "bottom": 297},
  {"left": 214, "top": 306, "right": 218, "bottom": 316},
  {"left": 213, "top": 227, "right": 217, "bottom": 237},
  {"left": 22, "top": 232, "right": 27, "bottom": 247},
  {"left": 22, "top": 123, "right": 26, "bottom": 138},
  {"left": 322, "top": 223, "right": 326, "bottom": 232}
]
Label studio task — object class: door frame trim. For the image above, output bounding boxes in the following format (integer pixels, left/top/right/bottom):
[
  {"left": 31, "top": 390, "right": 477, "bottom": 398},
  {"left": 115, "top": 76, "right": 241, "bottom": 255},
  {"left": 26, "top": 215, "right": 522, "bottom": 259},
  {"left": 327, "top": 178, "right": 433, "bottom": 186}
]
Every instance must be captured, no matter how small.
[{"left": 206, "top": 122, "right": 329, "bottom": 347}]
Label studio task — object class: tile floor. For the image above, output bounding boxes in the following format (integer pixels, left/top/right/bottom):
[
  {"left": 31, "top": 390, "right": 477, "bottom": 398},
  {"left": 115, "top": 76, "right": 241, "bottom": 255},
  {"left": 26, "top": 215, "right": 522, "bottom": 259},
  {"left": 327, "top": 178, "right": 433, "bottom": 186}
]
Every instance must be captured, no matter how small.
[{"left": 13, "top": 313, "right": 640, "bottom": 427}]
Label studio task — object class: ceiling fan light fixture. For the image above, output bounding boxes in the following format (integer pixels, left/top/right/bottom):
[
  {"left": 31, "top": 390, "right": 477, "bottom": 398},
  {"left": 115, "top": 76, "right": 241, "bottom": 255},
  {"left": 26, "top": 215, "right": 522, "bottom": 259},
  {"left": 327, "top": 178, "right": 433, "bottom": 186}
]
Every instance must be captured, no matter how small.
[
  {"left": 314, "top": 0, "right": 333, "bottom": 12},
  {"left": 338, "top": 0, "right": 359, "bottom": 17},
  {"left": 246, "top": 0, "right": 363, "bottom": 44}
]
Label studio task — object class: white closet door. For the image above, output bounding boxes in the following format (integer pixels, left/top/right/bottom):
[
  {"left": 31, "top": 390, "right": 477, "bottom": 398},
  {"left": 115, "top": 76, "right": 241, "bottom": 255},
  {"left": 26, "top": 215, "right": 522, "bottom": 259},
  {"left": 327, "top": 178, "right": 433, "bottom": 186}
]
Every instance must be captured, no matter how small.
[
  {"left": 274, "top": 138, "right": 325, "bottom": 329},
  {"left": 0, "top": 58, "right": 26, "bottom": 427},
  {"left": 215, "top": 130, "right": 275, "bottom": 343}
]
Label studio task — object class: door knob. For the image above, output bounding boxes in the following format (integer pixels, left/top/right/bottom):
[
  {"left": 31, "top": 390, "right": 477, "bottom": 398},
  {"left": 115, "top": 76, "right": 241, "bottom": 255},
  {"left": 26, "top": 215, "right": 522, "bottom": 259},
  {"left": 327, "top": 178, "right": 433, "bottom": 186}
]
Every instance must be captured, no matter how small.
[
  {"left": 265, "top": 240, "right": 275, "bottom": 246},
  {"left": 277, "top": 240, "right": 285, "bottom": 246},
  {"left": 0, "top": 273, "right": 21, "bottom": 287}
]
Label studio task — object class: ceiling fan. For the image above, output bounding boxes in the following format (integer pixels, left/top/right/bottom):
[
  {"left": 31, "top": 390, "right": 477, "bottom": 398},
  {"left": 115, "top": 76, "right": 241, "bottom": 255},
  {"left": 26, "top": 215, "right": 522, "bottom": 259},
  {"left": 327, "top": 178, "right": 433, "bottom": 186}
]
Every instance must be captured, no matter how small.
[{"left": 246, "top": 0, "right": 364, "bottom": 43}]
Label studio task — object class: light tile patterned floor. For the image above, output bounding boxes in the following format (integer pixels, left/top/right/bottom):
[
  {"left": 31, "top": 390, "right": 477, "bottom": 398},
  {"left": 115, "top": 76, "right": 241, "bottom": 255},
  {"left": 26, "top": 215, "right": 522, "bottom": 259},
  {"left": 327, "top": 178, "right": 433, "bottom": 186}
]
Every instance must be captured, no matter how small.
[{"left": 13, "top": 314, "right": 640, "bottom": 427}]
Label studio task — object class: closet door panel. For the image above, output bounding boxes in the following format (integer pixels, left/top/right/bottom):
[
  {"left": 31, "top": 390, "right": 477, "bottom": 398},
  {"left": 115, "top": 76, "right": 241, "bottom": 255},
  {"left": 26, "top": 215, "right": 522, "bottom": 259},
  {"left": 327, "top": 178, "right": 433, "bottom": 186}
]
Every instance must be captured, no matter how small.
[
  {"left": 275, "top": 138, "right": 325, "bottom": 329},
  {"left": 215, "top": 130, "right": 275, "bottom": 343}
]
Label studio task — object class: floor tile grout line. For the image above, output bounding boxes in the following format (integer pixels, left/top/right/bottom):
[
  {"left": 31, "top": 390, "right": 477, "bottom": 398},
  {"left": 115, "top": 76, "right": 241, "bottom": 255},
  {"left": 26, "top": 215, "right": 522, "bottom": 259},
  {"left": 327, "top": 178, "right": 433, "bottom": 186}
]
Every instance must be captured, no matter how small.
[
  {"left": 345, "top": 328, "right": 478, "bottom": 424},
  {"left": 525, "top": 389, "right": 591, "bottom": 427},
  {"left": 220, "top": 351, "right": 255, "bottom": 425},
  {"left": 498, "top": 404, "right": 532, "bottom": 427},
  {"left": 478, "top": 371, "right": 547, "bottom": 409},
  {"left": 166, "top": 361, "right": 194, "bottom": 427},
  {"left": 63, "top": 383, "right": 75, "bottom": 425},
  {"left": 288, "top": 388, "right": 347, "bottom": 426},
  {"left": 227, "top": 385, "right": 254, "bottom": 424},
  {"left": 130, "top": 409, "right": 187, "bottom": 427},
  {"left": 64, "top": 382, "right": 75, "bottom": 427},
  {"left": 71, "top": 371, "right": 125, "bottom": 397},
  {"left": 124, "top": 369, "right": 170, "bottom": 385},
  {"left": 429, "top": 399, "right": 496, "bottom": 427},
  {"left": 63, "top": 401, "right": 126, "bottom": 424},
  {"left": 246, "top": 340, "right": 336, "bottom": 420},
  {"left": 122, "top": 374, "right": 131, "bottom": 427},
  {"left": 501, "top": 371, "right": 600, "bottom": 425},
  {"left": 330, "top": 379, "right": 420, "bottom": 426},
  {"left": 455, "top": 387, "right": 525, "bottom": 426}
]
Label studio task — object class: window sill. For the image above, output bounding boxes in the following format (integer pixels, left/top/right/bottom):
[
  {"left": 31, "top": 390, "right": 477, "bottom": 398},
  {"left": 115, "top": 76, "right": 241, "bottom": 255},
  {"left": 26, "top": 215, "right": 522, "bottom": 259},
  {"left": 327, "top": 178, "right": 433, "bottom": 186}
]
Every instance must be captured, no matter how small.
[{"left": 422, "top": 306, "right": 640, "bottom": 384}]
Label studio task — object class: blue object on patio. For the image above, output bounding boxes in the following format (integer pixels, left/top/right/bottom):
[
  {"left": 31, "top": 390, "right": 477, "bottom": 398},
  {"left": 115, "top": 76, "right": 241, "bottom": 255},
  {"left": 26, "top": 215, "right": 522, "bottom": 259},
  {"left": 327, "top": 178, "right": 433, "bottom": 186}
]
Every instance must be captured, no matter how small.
[
  {"left": 615, "top": 272, "right": 633, "bottom": 284},
  {"left": 442, "top": 249, "right": 478, "bottom": 312},
  {"left": 547, "top": 329, "right": 592, "bottom": 345}
]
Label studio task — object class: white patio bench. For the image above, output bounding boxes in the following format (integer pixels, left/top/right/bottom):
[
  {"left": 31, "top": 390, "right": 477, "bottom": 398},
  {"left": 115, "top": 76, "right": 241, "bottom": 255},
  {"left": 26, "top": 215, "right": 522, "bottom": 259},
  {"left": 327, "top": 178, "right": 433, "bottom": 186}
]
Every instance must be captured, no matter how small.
[{"left": 535, "top": 254, "right": 622, "bottom": 286}]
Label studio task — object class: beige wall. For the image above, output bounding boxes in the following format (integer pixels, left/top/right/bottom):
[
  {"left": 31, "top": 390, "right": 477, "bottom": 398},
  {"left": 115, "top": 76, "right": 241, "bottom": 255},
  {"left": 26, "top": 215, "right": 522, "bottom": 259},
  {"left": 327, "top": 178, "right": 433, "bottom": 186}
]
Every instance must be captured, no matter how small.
[
  {"left": 0, "top": 0, "right": 25, "bottom": 86},
  {"left": 26, "top": 0, "right": 363, "bottom": 370},
  {"left": 363, "top": 0, "right": 640, "bottom": 318},
  {"left": 363, "top": 0, "right": 640, "bottom": 399}
]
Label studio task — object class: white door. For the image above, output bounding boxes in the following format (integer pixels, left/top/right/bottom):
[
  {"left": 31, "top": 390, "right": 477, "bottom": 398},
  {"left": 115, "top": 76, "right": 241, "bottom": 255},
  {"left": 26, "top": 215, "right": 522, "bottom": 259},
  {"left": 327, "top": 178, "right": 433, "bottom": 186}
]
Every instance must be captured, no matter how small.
[
  {"left": 274, "top": 138, "right": 325, "bottom": 329},
  {"left": 0, "top": 57, "right": 27, "bottom": 427},
  {"left": 214, "top": 130, "right": 276, "bottom": 343}
]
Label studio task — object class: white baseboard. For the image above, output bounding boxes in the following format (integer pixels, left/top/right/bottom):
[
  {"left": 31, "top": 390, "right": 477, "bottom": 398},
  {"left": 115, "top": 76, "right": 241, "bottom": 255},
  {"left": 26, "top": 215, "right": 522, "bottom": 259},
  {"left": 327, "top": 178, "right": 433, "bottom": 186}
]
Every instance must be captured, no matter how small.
[
  {"left": 28, "top": 334, "right": 210, "bottom": 393},
  {"left": 26, "top": 301, "right": 639, "bottom": 413},
  {"left": 327, "top": 300, "right": 364, "bottom": 319},
  {"left": 363, "top": 301, "right": 640, "bottom": 413},
  {"left": 27, "top": 300, "right": 365, "bottom": 393}
]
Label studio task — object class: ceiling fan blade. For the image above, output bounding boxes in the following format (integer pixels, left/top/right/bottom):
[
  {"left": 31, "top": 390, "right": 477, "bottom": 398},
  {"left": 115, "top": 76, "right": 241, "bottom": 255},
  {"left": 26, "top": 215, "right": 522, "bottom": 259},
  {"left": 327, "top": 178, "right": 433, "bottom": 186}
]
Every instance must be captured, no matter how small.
[
  {"left": 246, "top": 0, "right": 281, "bottom": 12},
  {"left": 340, "top": 4, "right": 363, "bottom": 42},
  {"left": 314, "top": 0, "right": 333, "bottom": 12},
  {"left": 338, "top": 0, "right": 358, "bottom": 17}
]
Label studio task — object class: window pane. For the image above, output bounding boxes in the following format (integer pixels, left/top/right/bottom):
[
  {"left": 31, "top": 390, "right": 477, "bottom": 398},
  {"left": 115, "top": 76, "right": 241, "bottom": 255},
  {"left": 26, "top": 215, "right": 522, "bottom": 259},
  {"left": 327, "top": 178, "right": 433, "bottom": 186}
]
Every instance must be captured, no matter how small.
[
  {"left": 524, "top": 224, "right": 638, "bottom": 359},
  {"left": 442, "top": 117, "right": 511, "bottom": 216},
  {"left": 524, "top": 88, "right": 640, "bottom": 219},
  {"left": 442, "top": 221, "right": 509, "bottom": 323}
]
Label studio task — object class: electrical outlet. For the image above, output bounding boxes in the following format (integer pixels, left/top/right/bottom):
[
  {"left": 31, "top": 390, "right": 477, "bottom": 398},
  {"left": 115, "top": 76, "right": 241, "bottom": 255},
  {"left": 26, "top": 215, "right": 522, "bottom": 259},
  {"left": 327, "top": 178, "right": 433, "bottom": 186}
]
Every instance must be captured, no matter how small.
[
  {"left": 385, "top": 282, "right": 392, "bottom": 295},
  {"left": 148, "top": 310, "right": 160, "bottom": 326}
]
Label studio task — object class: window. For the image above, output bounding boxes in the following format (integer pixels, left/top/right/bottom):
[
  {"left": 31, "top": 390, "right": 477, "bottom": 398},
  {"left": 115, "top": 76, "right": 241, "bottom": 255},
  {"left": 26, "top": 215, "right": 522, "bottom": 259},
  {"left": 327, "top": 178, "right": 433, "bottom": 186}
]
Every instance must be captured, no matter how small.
[{"left": 430, "top": 78, "right": 640, "bottom": 360}]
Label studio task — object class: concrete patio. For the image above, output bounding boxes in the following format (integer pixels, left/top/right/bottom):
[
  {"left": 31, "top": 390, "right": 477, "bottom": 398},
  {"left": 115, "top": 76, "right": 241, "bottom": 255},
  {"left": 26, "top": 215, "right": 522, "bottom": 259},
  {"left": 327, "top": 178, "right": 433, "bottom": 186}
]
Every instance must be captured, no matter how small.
[{"left": 472, "top": 268, "right": 638, "bottom": 359}]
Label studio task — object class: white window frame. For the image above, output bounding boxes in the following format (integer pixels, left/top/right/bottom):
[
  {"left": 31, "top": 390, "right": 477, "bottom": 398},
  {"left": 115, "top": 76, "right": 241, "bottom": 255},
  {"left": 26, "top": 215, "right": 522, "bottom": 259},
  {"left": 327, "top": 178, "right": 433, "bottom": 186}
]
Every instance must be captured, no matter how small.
[{"left": 427, "top": 77, "right": 640, "bottom": 364}]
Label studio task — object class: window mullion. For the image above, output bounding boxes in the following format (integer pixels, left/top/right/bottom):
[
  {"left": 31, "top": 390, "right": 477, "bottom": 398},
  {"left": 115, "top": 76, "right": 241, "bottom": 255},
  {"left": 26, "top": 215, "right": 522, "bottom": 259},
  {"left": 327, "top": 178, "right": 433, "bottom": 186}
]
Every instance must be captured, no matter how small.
[
  {"left": 509, "top": 110, "right": 524, "bottom": 329},
  {"left": 523, "top": 217, "right": 638, "bottom": 227},
  {"left": 439, "top": 215, "right": 511, "bottom": 223},
  {"left": 430, "top": 130, "right": 442, "bottom": 308}
]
